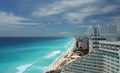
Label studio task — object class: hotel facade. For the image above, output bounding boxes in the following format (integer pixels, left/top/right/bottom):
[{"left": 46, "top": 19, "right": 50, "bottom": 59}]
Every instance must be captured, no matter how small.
[
  {"left": 62, "top": 26, "right": 120, "bottom": 73},
  {"left": 62, "top": 40, "right": 120, "bottom": 73}
]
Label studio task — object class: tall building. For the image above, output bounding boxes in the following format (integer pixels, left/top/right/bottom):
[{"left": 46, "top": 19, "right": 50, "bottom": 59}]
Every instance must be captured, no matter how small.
[
  {"left": 62, "top": 41, "right": 120, "bottom": 73},
  {"left": 100, "top": 24, "right": 117, "bottom": 36},
  {"left": 61, "top": 25, "right": 120, "bottom": 73},
  {"left": 88, "top": 25, "right": 106, "bottom": 52},
  {"left": 100, "top": 24, "right": 119, "bottom": 41},
  {"left": 99, "top": 41, "right": 120, "bottom": 73}
]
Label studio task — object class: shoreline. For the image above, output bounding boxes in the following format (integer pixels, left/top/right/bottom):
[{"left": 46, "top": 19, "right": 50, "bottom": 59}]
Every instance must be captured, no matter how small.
[{"left": 46, "top": 38, "right": 76, "bottom": 71}]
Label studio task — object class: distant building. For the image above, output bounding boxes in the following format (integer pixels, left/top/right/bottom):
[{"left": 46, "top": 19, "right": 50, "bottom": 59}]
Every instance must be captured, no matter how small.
[
  {"left": 75, "top": 37, "right": 89, "bottom": 49},
  {"left": 89, "top": 25, "right": 106, "bottom": 52},
  {"left": 100, "top": 24, "right": 117, "bottom": 36}
]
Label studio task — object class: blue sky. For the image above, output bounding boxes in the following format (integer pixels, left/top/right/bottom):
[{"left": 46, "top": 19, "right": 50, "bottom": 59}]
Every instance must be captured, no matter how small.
[{"left": 0, "top": 0, "right": 120, "bottom": 36}]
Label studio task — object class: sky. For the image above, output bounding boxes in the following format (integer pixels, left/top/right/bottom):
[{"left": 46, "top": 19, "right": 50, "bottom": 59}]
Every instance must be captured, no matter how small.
[{"left": 0, "top": 0, "right": 120, "bottom": 37}]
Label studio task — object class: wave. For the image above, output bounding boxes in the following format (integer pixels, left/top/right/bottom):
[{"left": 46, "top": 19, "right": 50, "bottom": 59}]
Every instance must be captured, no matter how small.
[
  {"left": 16, "top": 63, "right": 33, "bottom": 73},
  {"left": 64, "top": 45, "right": 68, "bottom": 48},
  {"left": 32, "top": 66, "right": 48, "bottom": 73},
  {"left": 64, "top": 41, "right": 72, "bottom": 48},
  {"left": 44, "top": 50, "right": 61, "bottom": 59}
]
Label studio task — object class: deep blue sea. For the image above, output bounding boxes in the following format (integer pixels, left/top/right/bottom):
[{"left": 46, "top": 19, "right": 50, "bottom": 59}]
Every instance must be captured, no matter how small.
[{"left": 0, "top": 37, "right": 74, "bottom": 73}]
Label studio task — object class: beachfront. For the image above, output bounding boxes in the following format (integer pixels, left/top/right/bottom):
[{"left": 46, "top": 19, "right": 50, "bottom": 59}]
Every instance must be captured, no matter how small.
[
  {"left": 46, "top": 37, "right": 89, "bottom": 73},
  {"left": 46, "top": 39, "right": 76, "bottom": 71}
]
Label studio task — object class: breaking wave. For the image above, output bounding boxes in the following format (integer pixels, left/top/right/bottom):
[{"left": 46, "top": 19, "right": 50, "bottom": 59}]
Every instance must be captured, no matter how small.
[
  {"left": 16, "top": 63, "right": 33, "bottom": 73},
  {"left": 44, "top": 50, "right": 61, "bottom": 59}
]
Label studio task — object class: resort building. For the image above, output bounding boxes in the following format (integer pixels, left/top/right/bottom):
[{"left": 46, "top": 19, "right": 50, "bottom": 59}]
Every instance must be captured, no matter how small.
[
  {"left": 88, "top": 25, "right": 106, "bottom": 52},
  {"left": 99, "top": 41, "right": 120, "bottom": 73},
  {"left": 61, "top": 26, "right": 120, "bottom": 73},
  {"left": 76, "top": 37, "right": 89, "bottom": 49},
  {"left": 62, "top": 41, "right": 120, "bottom": 73}
]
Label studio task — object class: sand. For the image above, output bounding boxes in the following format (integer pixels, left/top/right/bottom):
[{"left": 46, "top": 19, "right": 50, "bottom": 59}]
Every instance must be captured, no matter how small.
[{"left": 46, "top": 39, "right": 76, "bottom": 71}]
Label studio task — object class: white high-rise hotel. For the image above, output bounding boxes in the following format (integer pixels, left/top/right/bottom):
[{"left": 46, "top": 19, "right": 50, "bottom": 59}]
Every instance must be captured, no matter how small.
[{"left": 62, "top": 25, "right": 120, "bottom": 73}]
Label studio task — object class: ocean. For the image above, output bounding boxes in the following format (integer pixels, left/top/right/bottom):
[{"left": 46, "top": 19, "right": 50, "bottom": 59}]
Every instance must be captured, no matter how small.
[{"left": 0, "top": 37, "right": 74, "bottom": 73}]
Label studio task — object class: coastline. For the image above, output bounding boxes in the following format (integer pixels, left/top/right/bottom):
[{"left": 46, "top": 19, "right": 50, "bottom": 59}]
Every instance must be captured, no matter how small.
[{"left": 46, "top": 38, "right": 76, "bottom": 71}]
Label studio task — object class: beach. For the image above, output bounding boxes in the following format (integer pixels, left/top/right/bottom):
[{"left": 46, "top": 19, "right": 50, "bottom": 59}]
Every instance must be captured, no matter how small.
[{"left": 46, "top": 38, "right": 76, "bottom": 71}]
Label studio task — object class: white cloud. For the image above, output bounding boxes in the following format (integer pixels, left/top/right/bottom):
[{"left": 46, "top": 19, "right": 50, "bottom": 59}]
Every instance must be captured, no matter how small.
[
  {"left": 64, "top": 12, "right": 91, "bottom": 23},
  {"left": 32, "top": 6, "right": 65, "bottom": 17},
  {"left": 64, "top": 6, "right": 96, "bottom": 23},
  {"left": 0, "top": 11, "right": 27, "bottom": 25},
  {"left": 101, "top": 5, "right": 117, "bottom": 13},
  {"left": 0, "top": 11, "right": 38, "bottom": 29},
  {"left": 32, "top": 0, "right": 118, "bottom": 24},
  {"left": 32, "top": 0, "right": 97, "bottom": 17},
  {"left": 64, "top": 5, "right": 118, "bottom": 23}
]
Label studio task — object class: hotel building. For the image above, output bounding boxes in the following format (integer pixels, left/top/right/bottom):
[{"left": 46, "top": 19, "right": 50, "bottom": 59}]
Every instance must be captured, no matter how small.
[
  {"left": 62, "top": 41, "right": 120, "bottom": 73},
  {"left": 62, "top": 26, "right": 120, "bottom": 73}
]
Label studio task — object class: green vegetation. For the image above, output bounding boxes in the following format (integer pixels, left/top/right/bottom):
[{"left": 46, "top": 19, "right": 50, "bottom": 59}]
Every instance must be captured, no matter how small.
[{"left": 73, "top": 47, "right": 89, "bottom": 56}]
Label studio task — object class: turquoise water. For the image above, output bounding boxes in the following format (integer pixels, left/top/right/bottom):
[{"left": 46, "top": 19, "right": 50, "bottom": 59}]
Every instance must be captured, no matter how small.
[{"left": 0, "top": 37, "right": 74, "bottom": 73}]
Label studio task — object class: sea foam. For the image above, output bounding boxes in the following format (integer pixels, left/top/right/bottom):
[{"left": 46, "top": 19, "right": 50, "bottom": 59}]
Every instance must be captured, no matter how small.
[
  {"left": 16, "top": 63, "right": 33, "bottom": 73},
  {"left": 44, "top": 50, "right": 61, "bottom": 59},
  {"left": 32, "top": 66, "right": 48, "bottom": 73}
]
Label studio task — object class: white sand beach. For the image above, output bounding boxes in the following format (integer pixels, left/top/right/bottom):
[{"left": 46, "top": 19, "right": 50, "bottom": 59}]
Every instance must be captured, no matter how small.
[{"left": 46, "top": 39, "right": 76, "bottom": 71}]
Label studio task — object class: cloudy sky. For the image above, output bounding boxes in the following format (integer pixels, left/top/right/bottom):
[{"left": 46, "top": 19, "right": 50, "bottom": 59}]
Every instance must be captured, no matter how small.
[{"left": 0, "top": 0, "right": 120, "bottom": 36}]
